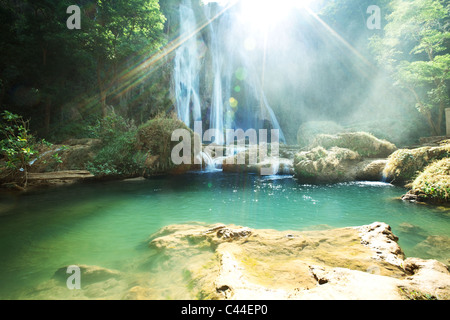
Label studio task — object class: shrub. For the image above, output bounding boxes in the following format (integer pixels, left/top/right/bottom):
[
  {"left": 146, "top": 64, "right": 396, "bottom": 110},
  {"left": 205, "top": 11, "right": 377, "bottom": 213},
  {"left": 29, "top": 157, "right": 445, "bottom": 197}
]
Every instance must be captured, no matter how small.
[
  {"left": 410, "top": 158, "right": 450, "bottom": 202},
  {"left": 0, "top": 110, "right": 38, "bottom": 187},
  {"left": 136, "top": 115, "right": 195, "bottom": 174},
  {"left": 86, "top": 113, "right": 145, "bottom": 177}
]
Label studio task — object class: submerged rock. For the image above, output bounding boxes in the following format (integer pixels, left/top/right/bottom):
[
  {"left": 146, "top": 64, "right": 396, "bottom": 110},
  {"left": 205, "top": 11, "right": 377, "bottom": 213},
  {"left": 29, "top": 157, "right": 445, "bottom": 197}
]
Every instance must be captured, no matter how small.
[{"left": 53, "top": 264, "right": 122, "bottom": 285}]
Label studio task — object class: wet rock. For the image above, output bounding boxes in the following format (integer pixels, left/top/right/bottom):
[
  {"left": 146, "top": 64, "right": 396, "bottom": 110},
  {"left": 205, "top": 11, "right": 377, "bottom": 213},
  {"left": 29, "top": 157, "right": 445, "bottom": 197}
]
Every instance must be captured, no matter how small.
[
  {"left": 293, "top": 146, "right": 362, "bottom": 183},
  {"left": 217, "top": 227, "right": 252, "bottom": 241},
  {"left": 355, "top": 222, "right": 405, "bottom": 267},
  {"left": 355, "top": 159, "right": 387, "bottom": 181},
  {"left": 54, "top": 264, "right": 122, "bottom": 285},
  {"left": 144, "top": 222, "right": 450, "bottom": 299},
  {"left": 400, "top": 258, "right": 450, "bottom": 299}
]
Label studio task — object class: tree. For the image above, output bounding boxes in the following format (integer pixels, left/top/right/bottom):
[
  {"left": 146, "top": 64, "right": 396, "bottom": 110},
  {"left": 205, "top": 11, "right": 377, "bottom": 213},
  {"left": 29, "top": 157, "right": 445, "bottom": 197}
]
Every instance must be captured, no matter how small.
[
  {"left": 0, "top": 0, "right": 97, "bottom": 136},
  {"left": 80, "top": 0, "right": 166, "bottom": 118},
  {"left": 0, "top": 111, "right": 37, "bottom": 188},
  {"left": 370, "top": 0, "right": 450, "bottom": 136}
]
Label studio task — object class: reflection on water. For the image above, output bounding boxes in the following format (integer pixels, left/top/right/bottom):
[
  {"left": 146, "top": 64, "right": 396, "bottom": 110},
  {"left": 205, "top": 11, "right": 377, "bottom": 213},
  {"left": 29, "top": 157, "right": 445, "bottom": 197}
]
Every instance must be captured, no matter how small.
[{"left": 0, "top": 173, "right": 448, "bottom": 299}]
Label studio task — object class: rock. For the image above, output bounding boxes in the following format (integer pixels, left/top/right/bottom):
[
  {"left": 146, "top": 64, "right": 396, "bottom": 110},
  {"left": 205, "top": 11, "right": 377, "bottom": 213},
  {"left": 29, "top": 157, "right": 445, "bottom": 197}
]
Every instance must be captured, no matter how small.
[
  {"left": 400, "top": 258, "right": 450, "bottom": 299},
  {"left": 221, "top": 146, "right": 294, "bottom": 175},
  {"left": 383, "top": 144, "right": 450, "bottom": 185},
  {"left": 217, "top": 227, "right": 252, "bottom": 240},
  {"left": 414, "top": 235, "right": 450, "bottom": 266},
  {"left": 293, "top": 132, "right": 396, "bottom": 183},
  {"left": 293, "top": 146, "right": 361, "bottom": 183},
  {"left": 28, "top": 139, "right": 101, "bottom": 173},
  {"left": 122, "top": 286, "right": 155, "bottom": 300},
  {"left": 145, "top": 222, "right": 450, "bottom": 300},
  {"left": 355, "top": 222, "right": 405, "bottom": 267},
  {"left": 401, "top": 191, "right": 421, "bottom": 202},
  {"left": 310, "top": 132, "right": 397, "bottom": 158},
  {"left": 136, "top": 117, "right": 198, "bottom": 175},
  {"left": 53, "top": 264, "right": 122, "bottom": 285},
  {"left": 302, "top": 265, "right": 404, "bottom": 300},
  {"left": 355, "top": 159, "right": 387, "bottom": 181}
]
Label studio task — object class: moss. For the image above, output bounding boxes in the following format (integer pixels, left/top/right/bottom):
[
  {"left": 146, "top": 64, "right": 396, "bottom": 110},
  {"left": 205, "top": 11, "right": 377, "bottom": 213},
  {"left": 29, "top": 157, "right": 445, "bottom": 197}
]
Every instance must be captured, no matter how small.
[
  {"left": 136, "top": 115, "right": 196, "bottom": 174},
  {"left": 410, "top": 158, "right": 450, "bottom": 202},
  {"left": 293, "top": 147, "right": 360, "bottom": 183},
  {"left": 310, "top": 132, "right": 397, "bottom": 158},
  {"left": 399, "top": 288, "right": 437, "bottom": 300},
  {"left": 383, "top": 145, "right": 450, "bottom": 185}
]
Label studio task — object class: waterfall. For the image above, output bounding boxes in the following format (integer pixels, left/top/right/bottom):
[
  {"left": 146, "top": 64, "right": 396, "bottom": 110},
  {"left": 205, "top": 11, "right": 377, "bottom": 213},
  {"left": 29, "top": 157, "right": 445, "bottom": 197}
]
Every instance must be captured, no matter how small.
[
  {"left": 173, "top": 0, "right": 286, "bottom": 145},
  {"left": 173, "top": 0, "right": 202, "bottom": 128}
]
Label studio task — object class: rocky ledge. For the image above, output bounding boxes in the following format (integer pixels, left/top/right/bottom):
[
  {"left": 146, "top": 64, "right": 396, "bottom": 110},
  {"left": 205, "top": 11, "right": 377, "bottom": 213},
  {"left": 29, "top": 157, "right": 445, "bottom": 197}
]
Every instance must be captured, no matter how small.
[
  {"left": 26, "top": 222, "right": 450, "bottom": 300},
  {"left": 148, "top": 222, "right": 450, "bottom": 300}
]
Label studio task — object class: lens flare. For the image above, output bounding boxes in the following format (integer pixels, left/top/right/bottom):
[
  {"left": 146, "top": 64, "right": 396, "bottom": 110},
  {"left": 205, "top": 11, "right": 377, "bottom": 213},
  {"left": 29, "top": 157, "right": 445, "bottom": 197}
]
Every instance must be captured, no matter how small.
[{"left": 238, "top": 0, "right": 315, "bottom": 29}]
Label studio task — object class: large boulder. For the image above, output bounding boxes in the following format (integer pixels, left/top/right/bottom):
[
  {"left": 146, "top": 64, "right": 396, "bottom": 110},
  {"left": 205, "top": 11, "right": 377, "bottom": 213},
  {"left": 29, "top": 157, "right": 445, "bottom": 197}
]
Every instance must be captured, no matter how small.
[
  {"left": 310, "top": 132, "right": 397, "bottom": 158},
  {"left": 136, "top": 117, "right": 198, "bottom": 175},
  {"left": 28, "top": 138, "right": 102, "bottom": 173},
  {"left": 293, "top": 132, "right": 396, "bottom": 183},
  {"left": 146, "top": 222, "right": 450, "bottom": 300},
  {"left": 293, "top": 146, "right": 361, "bottom": 183},
  {"left": 383, "top": 144, "right": 450, "bottom": 185}
]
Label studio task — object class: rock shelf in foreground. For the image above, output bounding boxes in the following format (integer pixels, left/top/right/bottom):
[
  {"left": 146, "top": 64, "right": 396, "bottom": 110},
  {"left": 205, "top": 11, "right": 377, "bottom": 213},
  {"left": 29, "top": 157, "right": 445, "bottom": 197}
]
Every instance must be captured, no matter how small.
[
  {"left": 26, "top": 222, "right": 450, "bottom": 300},
  {"left": 147, "top": 222, "right": 450, "bottom": 300}
]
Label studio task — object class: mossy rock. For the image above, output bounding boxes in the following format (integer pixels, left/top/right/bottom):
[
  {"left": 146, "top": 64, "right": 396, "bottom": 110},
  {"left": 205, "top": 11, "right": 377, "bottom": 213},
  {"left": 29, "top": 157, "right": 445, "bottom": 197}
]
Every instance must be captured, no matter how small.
[
  {"left": 293, "top": 146, "right": 361, "bottom": 183},
  {"left": 310, "top": 132, "right": 397, "bottom": 158},
  {"left": 383, "top": 145, "right": 450, "bottom": 185},
  {"left": 136, "top": 117, "right": 197, "bottom": 175},
  {"left": 408, "top": 158, "right": 450, "bottom": 203}
]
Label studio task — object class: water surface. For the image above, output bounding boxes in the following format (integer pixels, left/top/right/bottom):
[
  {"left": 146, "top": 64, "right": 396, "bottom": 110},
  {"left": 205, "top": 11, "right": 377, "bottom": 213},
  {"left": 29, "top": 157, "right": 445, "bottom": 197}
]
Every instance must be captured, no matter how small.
[{"left": 0, "top": 172, "right": 448, "bottom": 299}]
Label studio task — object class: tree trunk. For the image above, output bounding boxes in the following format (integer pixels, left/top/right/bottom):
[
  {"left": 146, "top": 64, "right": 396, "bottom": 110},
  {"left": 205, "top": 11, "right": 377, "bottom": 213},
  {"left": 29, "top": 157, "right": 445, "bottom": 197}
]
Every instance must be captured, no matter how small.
[
  {"left": 408, "top": 86, "right": 440, "bottom": 136},
  {"left": 97, "top": 60, "right": 107, "bottom": 118},
  {"left": 45, "top": 96, "right": 51, "bottom": 136}
]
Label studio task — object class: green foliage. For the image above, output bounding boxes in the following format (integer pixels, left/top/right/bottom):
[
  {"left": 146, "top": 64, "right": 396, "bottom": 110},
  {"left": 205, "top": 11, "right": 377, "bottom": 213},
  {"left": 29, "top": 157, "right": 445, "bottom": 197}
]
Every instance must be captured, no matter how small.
[
  {"left": 136, "top": 114, "right": 194, "bottom": 174},
  {"left": 86, "top": 113, "right": 145, "bottom": 177},
  {"left": 411, "top": 158, "right": 450, "bottom": 201},
  {"left": 0, "top": 110, "right": 37, "bottom": 186},
  {"left": 81, "top": 0, "right": 166, "bottom": 117},
  {"left": 370, "top": 0, "right": 450, "bottom": 135}
]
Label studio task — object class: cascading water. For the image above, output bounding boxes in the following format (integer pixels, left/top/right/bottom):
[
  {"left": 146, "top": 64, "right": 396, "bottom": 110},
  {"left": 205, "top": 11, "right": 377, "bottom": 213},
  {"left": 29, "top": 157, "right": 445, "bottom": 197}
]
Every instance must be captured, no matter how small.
[
  {"left": 173, "top": 0, "right": 287, "bottom": 146},
  {"left": 173, "top": 0, "right": 202, "bottom": 128}
]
